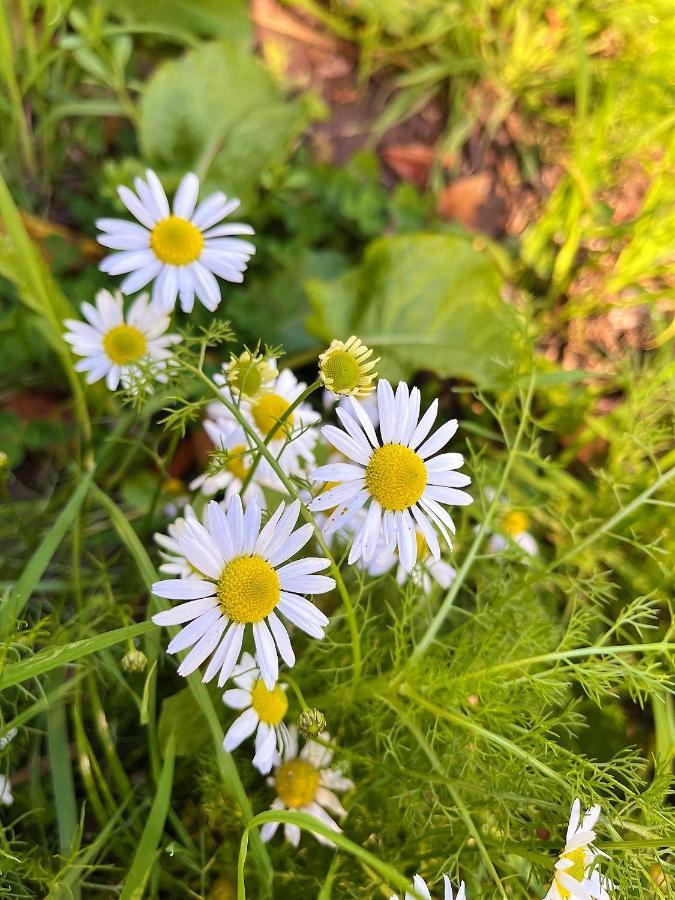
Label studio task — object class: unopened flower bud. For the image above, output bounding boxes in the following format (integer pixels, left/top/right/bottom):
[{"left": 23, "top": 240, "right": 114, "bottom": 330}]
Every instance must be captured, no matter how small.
[
  {"left": 121, "top": 648, "right": 147, "bottom": 674},
  {"left": 297, "top": 707, "right": 327, "bottom": 738}
]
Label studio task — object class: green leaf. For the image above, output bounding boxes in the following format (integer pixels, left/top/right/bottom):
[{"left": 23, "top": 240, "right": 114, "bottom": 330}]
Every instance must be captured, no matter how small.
[
  {"left": 158, "top": 685, "right": 211, "bottom": 756},
  {"left": 120, "top": 731, "right": 176, "bottom": 900},
  {"left": 306, "top": 232, "right": 527, "bottom": 387},
  {"left": 116, "top": 0, "right": 250, "bottom": 44},
  {"left": 139, "top": 41, "right": 310, "bottom": 209},
  {"left": 1, "top": 469, "right": 95, "bottom": 634}
]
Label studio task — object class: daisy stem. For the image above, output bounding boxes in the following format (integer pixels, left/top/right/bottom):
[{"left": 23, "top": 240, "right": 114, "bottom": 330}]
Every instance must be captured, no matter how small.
[
  {"left": 239, "top": 379, "right": 322, "bottom": 495},
  {"left": 407, "top": 375, "right": 535, "bottom": 666},
  {"left": 183, "top": 363, "right": 363, "bottom": 685},
  {"left": 283, "top": 673, "right": 309, "bottom": 711}
]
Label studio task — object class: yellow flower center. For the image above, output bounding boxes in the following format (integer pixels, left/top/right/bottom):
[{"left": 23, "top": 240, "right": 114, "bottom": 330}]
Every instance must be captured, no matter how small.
[
  {"left": 320, "top": 349, "right": 362, "bottom": 394},
  {"left": 365, "top": 444, "right": 427, "bottom": 512},
  {"left": 556, "top": 847, "right": 587, "bottom": 898},
  {"left": 226, "top": 444, "right": 249, "bottom": 481},
  {"left": 229, "top": 358, "right": 269, "bottom": 397},
  {"left": 501, "top": 509, "right": 529, "bottom": 538},
  {"left": 150, "top": 215, "right": 204, "bottom": 266},
  {"left": 275, "top": 758, "right": 320, "bottom": 808},
  {"left": 216, "top": 555, "right": 279, "bottom": 623},
  {"left": 252, "top": 393, "right": 294, "bottom": 440},
  {"left": 250, "top": 679, "right": 288, "bottom": 725},
  {"left": 415, "top": 530, "right": 428, "bottom": 560},
  {"left": 102, "top": 324, "right": 147, "bottom": 365}
]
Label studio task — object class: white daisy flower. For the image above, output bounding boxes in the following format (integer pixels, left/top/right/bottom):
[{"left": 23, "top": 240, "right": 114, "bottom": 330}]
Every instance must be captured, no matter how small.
[
  {"left": 155, "top": 505, "right": 200, "bottom": 579},
  {"left": 64, "top": 290, "right": 180, "bottom": 391},
  {"left": 190, "top": 423, "right": 265, "bottom": 502},
  {"left": 0, "top": 727, "right": 17, "bottom": 807},
  {"left": 151, "top": 495, "right": 334, "bottom": 688},
  {"left": 396, "top": 529, "right": 456, "bottom": 594},
  {"left": 261, "top": 728, "right": 353, "bottom": 847},
  {"left": 222, "top": 651, "right": 290, "bottom": 774},
  {"left": 484, "top": 489, "right": 538, "bottom": 557},
  {"left": 391, "top": 875, "right": 466, "bottom": 900},
  {"left": 206, "top": 368, "right": 320, "bottom": 486},
  {"left": 309, "top": 380, "right": 472, "bottom": 572},
  {"left": 545, "top": 799, "right": 612, "bottom": 900},
  {"left": 96, "top": 169, "right": 255, "bottom": 313}
]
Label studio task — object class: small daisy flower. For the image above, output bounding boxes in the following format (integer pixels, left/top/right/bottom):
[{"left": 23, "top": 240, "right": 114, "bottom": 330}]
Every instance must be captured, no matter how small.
[
  {"left": 396, "top": 530, "right": 456, "bottom": 594},
  {"left": 207, "top": 368, "right": 320, "bottom": 484},
  {"left": 318, "top": 336, "right": 379, "bottom": 398},
  {"left": 151, "top": 495, "right": 334, "bottom": 688},
  {"left": 97, "top": 170, "right": 255, "bottom": 313},
  {"left": 64, "top": 290, "right": 180, "bottom": 391},
  {"left": 222, "top": 652, "right": 290, "bottom": 774},
  {"left": 190, "top": 423, "right": 265, "bottom": 501},
  {"left": 309, "top": 380, "right": 472, "bottom": 572},
  {"left": 0, "top": 728, "right": 16, "bottom": 807},
  {"left": 545, "top": 799, "right": 612, "bottom": 900},
  {"left": 488, "top": 509, "right": 538, "bottom": 556},
  {"left": 391, "top": 875, "right": 466, "bottom": 900},
  {"left": 262, "top": 728, "right": 353, "bottom": 847},
  {"left": 222, "top": 350, "right": 277, "bottom": 399}
]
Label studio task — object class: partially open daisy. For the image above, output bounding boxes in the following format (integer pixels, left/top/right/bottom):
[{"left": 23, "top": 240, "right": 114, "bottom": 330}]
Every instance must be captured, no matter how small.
[
  {"left": 64, "top": 290, "right": 180, "bottom": 391},
  {"left": 319, "top": 336, "right": 379, "bottom": 398},
  {"left": 391, "top": 875, "right": 466, "bottom": 900},
  {"left": 221, "top": 350, "right": 277, "bottom": 399},
  {"left": 397, "top": 529, "right": 456, "bottom": 594},
  {"left": 262, "top": 727, "right": 353, "bottom": 847},
  {"left": 151, "top": 496, "right": 334, "bottom": 688},
  {"left": 309, "top": 380, "right": 472, "bottom": 571},
  {"left": 190, "top": 423, "right": 265, "bottom": 501},
  {"left": 207, "top": 368, "right": 320, "bottom": 485},
  {"left": 97, "top": 170, "right": 255, "bottom": 313},
  {"left": 545, "top": 799, "right": 612, "bottom": 900},
  {"left": 222, "top": 651, "right": 290, "bottom": 774}
]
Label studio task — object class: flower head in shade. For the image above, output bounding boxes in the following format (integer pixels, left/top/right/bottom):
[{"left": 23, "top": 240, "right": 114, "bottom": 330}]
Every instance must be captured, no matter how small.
[
  {"left": 96, "top": 170, "right": 255, "bottom": 313},
  {"left": 222, "top": 350, "right": 277, "bottom": 399},
  {"left": 222, "top": 652, "right": 290, "bottom": 774},
  {"left": 545, "top": 799, "right": 612, "bottom": 900},
  {"left": 262, "top": 728, "right": 353, "bottom": 847},
  {"left": 205, "top": 368, "right": 320, "bottom": 487},
  {"left": 0, "top": 727, "right": 17, "bottom": 807},
  {"left": 64, "top": 290, "right": 180, "bottom": 391},
  {"left": 190, "top": 424, "right": 264, "bottom": 502},
  {"left": 151, "top": 496, "right": 334, "bottom": 688},
  {"left": 309, "top": 380, "right": 472, "bottom": 572},
  {"left": 319, "top": 336, "right": 378, "bottom": 398},
  {"left": 397, "top": 529, "right": 456, "bottom": 594},
  {"left": 391, "top": 875, "right": 466, "bottom": 900}
]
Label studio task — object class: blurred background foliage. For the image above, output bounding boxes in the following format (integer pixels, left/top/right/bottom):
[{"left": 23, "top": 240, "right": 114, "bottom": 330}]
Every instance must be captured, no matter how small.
[{"left": 0, "top": 0, "right": 674, "bottom": 897}]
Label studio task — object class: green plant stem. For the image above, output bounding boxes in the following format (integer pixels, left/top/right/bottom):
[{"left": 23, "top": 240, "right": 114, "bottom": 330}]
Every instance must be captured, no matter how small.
[
  {"left": 184, "top": 362, "right": 363, "bottom": 685},
  {"left": 409, "top": 376, "right": 535, "bottom": 665}
]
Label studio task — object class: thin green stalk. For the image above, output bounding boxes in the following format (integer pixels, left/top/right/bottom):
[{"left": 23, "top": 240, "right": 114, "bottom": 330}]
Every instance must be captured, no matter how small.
[
  {"left": 0, "top": 4, "right": 36, "bottom": 174},
  {"left": 409, "top": 377, "right": 535, "bottom": 664},
  {"left": 184, "top": 362, "right": 363, "bottom": 684}
]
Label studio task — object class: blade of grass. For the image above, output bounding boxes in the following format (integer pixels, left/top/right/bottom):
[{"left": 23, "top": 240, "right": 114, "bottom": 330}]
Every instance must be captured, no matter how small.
[
  {"left": 1, "top": 469, "right": 95, "bottom": 635},
  {"left": 0, "top": 621, "right": 154, "bottom": 690},
  {"left": 119, "top": 731, "right": 176, "bottom": 900},
  {"left": 46, "top": 674, "right": 80, "bottom": 868}
]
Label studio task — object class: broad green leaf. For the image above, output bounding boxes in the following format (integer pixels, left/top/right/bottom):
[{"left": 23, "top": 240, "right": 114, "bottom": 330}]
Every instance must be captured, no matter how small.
[
  {"left": 120, "top": 731, "right": 176, "bottom": 900},
  {"left": 158, "top": 685, "right": 211, "bottom": 756},
  {"left": 139, "top": 41, "right": 311, "bottom": 209},
  {"left": 0, "top": 470, "right": 95, "bottom": 634},
  {"left": 306, "top": 233, "right": 528, "bottom": 387}
]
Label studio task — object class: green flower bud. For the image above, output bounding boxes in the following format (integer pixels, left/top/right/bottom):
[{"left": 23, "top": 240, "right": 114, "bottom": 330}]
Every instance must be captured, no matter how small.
[
  {"left": 121, "top": 648, "right": 147, "bottom": 674},
  {"left": 297, "top": 708, "right": 327, "bottom": 738}
]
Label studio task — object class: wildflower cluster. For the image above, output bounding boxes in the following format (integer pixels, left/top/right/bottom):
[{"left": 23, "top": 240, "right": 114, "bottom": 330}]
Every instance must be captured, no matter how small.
[{"left": 58, "top": 169, "right": 638, "bottom": 896}]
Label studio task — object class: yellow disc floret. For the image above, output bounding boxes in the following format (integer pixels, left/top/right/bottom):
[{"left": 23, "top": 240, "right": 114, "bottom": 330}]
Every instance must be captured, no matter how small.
[
  {"left": 251, "top": 679, "right": 288, "bottom": 725},
  {"left": 102, "top": 324, "right": 147, "bottom": 365},
  {"left": 318, "top": 336, "right": 378, "bottom": 397},
  {"left": 226, "top": 444, "right": 249, "bottom": 481},
  {"left": 217, "top": 555, "right": 280, "bottom": 623},
  {"left": 227, "top": 351, "right": 276, "bottom": 398},
  {"left": 556, "top": 846, "right": 587, "bottom": 898},
  {"left": 150, "top": 215, "right": 204, "bottom": 266},
  {"left": 365, "top": 444, "right": 427, "bottom": 511},
  {"left": 252, "top": 394, "right": 294, "bottom": 440},
  {"left": 501, "top": 509, "right": 529, "bottom": 538},
  {"left": 275, "top": 758, "right": 320, "bottom": 808}
]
